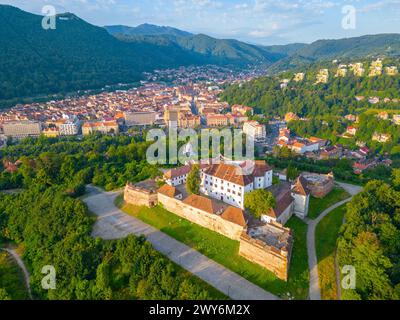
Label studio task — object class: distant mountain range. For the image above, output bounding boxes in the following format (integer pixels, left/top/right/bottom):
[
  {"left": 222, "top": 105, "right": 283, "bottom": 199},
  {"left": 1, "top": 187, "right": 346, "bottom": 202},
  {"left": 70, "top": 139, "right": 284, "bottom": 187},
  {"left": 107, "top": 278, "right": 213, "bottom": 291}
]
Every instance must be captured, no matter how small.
[
  {"left": 0, "top": 4, "right": 399, "bottom": 107},
  {"left": 269, "top": 34, "right": 400, "bottom": 72},
  {"left": 105, "top": 23, "right": 194, "bottom": 38}
]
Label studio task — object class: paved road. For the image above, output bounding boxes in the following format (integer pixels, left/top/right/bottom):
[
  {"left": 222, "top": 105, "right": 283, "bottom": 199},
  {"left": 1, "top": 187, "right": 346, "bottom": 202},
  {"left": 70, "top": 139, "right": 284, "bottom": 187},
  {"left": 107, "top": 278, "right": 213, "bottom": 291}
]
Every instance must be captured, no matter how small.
[
  {"left": 0, "top": 247, "right": 32, "bottom": 300},
  {"left": 307, "top": 182, "right": 362, "bottom": 300},
  {"left": 83, "top": 186, "right": 279, "bottom": 301}
]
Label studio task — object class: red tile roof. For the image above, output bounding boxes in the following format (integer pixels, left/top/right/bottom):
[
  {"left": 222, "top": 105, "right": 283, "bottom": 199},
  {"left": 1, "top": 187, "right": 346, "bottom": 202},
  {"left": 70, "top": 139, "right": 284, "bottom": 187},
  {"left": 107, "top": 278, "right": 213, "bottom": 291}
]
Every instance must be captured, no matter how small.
[{"left": 183, "top": 195, "right": 225, "bottom": 215}]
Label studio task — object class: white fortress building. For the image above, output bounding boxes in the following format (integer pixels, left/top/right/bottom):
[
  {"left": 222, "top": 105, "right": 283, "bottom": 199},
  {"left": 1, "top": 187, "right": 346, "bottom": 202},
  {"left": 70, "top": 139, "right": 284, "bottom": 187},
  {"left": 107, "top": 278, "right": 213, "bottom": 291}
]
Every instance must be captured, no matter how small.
[{"left": 200, "top": 161, "right": 273, "bottom": 209}]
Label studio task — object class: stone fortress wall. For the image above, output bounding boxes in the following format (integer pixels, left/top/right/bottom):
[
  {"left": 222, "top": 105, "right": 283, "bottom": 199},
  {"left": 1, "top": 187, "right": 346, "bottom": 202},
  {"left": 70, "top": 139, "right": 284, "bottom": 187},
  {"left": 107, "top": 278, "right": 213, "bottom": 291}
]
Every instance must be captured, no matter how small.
[
  {"left": 158, "top": 193, "right": 244, "bottom": 240},
  {"left": 124, "top": 184, "right": 292, "bottom": 281}
]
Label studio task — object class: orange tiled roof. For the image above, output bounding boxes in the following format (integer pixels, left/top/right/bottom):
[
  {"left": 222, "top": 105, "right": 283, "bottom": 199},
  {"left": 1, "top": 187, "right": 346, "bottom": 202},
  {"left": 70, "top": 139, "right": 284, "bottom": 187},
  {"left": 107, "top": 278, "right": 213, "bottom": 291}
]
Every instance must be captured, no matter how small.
[
  {"left": 203, "top": 163, "right": 254, "bottom": 186},
  {"left": 158, "top": 184, "right": 182, "bottom": 198},
  {"left": 221, "top": 207, "right": 246, "bottom": 227},
  {"left": 183, "top": 194, "right": 225, "bottom": 215}
]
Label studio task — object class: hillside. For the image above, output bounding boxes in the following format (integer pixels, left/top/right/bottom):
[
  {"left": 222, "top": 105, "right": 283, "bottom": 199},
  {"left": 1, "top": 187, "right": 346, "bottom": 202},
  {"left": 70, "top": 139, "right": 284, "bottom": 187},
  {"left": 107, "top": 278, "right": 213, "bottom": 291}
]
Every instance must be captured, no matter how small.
[
  {"left": 269, "top": 34, "right": 400, "bottom": 73},
  {"left": 0, "top": 5, "right": 200, "bottom": 107},
  {"left": 105, "top": 23, "right": 193, "bottom": 37},
  {"left": 112, "top": 32, "right": 281, "bottom": 65},
  {"left": 0, "top": 5, "right": 277, "bottom": 108}
]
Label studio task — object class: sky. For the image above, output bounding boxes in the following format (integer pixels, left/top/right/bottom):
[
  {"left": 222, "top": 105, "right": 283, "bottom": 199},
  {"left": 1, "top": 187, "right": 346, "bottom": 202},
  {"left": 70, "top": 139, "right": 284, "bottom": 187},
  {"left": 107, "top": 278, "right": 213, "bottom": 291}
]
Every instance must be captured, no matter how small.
[{"left": 1, "top": 0, "right": 400, "bottom": 45}]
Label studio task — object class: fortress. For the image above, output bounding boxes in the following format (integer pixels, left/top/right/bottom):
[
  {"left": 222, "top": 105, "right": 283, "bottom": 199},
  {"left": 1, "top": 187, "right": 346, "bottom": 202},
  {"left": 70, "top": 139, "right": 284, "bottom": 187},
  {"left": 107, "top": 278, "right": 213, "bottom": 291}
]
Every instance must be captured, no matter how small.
[{"left": 124, "top": 162, "right": 295, "bottom": 281}]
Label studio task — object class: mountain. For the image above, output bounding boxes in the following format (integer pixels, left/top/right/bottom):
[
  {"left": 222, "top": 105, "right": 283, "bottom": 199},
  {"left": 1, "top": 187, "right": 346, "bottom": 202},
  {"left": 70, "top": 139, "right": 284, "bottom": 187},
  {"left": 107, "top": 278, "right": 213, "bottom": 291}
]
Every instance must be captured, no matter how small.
[
  {"left": 115, "top": 33, "right": 281, "bottom": 65},
  {"left": 105, "top": 23, "right": 193, "bottom": 38},
  {"left": 269, "top": 34, "right": 400, "bottom": 72},
  {"left": 0, "top": 5, "right": 279, "bottom": 107}
]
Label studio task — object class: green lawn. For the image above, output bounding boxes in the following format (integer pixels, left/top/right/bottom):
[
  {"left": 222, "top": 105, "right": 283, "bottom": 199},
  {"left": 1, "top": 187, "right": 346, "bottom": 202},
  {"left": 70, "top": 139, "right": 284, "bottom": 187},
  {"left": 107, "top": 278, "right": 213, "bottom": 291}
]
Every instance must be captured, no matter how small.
[
  {"left": 315, "top": 205, "right": 347, "bottom": 300},
  {"left": 308, "top": 187, "right": 350, "bottom": 220},
  {"left": 116, "top": 195, "right": 309, "bottom": 299},
  {"left": 0, "top": 251, "right": 29, "bottom": 300}
]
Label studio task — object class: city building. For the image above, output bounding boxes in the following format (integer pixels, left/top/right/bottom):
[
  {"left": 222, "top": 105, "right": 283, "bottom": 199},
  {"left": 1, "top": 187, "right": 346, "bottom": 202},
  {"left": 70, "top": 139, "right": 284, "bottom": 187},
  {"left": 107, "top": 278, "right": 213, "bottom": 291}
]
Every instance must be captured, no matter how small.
[
  {"left": 393, "top": 114, "right": 400, "bottom": 125},
  {"left": 293, "top": 73, "right": 305, "bottom": 82},
  {"left": 386, "top": 66, "right": 398, "bottom": 76},
  {"left": 82, "top": 120, "right": 119, "bottom": 135},
  {"left": 349, "top": 62, "right": 365, "bottom": 77},
  {"left": 125, "top": 111, "right": 157, "bottom": 126},
  {"left": 3, "top": 120, "right": 42, "bottom": 138},
  {"left": 200, "top": 161, "right": 273, "bottom": 209},
  {"left": 231, "top": 105, "right": 253, "bottom": 116},
  {"left": 59, "top": 121, "right": 81, "bottom": 136},
  {"left": 369, "top": 59, "right": 383, "bottom": 77},
  {"left": 284, "top": 113, "right": 299, "bottom": 122},
  {"left": 372, "top": 133, "right": 391, "bottom": 143},
  {"left": 243, "top": 121, "right": 266, "bottom": 142},
  {"left": 315, "top": 69, "right": 329, "bottom": 84},
  {"left": 206, "top": 114, "right": 229, "bottom": 127}
]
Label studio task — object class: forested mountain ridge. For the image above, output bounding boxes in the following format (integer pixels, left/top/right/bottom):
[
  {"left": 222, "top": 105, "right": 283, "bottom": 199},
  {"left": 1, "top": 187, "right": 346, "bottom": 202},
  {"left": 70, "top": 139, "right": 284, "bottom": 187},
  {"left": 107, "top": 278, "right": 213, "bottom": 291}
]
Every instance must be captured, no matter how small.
[
  {"left": 111, "top": 33, "right": 281, "bottom": 65},
  {"left": 105, "top": 23, "right": 193, "bottom": 37},
  {"left": 269, "top": 34, "right": 400, "bottom": 73},
  {"left": 0, "top": 5, "right": 279, "bottom": 108},
  {"left": 1, "top": 4, "right": 400, "bottom": 108}
]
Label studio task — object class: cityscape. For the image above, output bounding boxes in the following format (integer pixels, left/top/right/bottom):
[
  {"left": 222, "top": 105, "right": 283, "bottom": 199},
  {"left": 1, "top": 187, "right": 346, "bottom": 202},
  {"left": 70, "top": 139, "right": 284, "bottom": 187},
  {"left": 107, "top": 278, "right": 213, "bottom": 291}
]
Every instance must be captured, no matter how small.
[{"left": 0, "top": 0, "right": 400, "bottom": 311}]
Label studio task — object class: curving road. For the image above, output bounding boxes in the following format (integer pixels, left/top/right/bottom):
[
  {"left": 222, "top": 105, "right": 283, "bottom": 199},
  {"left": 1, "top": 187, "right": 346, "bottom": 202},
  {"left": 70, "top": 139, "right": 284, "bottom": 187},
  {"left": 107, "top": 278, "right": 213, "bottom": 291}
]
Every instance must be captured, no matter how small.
[
  {"left": 0, "top": 247, "right": 32, "bottom": 300},
  {"left": 307, "top": 182, "right": 362, "bottom": 300},
  {"left": 83, "top": 185, "right": 279, "bottom": 301}
]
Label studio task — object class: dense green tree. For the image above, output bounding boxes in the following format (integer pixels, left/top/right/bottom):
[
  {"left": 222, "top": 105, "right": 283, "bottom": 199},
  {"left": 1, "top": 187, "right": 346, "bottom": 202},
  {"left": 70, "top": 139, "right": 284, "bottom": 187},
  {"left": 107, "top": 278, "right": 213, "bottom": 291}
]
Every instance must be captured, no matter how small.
[
  {"left": 0, "top": 288, "right": 10, "bottom": 300},
  {"left": 186, "top": 165, "right": 201, "bottom": 195},
  {"left": 244, "top": 189, "right": 276, "bottom": 219}
]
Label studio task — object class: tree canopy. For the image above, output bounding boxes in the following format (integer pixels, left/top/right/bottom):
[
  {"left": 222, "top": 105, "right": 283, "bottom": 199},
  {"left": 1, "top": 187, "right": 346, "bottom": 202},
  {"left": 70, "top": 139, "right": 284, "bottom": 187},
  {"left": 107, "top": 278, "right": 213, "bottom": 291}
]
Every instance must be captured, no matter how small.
[{"left": 244, "top": 189, "right": 276, "bottom": 219}]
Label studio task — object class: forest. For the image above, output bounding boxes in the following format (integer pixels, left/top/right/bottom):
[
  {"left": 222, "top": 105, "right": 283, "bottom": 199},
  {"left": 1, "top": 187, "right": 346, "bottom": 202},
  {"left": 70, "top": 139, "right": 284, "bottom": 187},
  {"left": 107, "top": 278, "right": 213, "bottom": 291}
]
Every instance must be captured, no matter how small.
[
  {"left": 337, "top": 174, "right": 400, "bottom": 300},
  {"left": 221, "top": 60, "right": 400, "bottom": 118},
  {"left": 0, "top": 135, "right": 223, "bottom": 300}
]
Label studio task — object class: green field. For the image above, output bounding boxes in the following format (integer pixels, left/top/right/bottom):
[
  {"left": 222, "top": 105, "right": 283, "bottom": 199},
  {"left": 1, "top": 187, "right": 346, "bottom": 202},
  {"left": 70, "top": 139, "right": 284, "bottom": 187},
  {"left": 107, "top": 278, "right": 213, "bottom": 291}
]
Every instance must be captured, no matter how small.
[
  {"left": 116, "top": 195, "right": 309, "bottom": 299},
  {"left": 315, "top": 205, "right": 347, "bottom": 300},
  {"left": 308, "top": 187, "right": 350, "bottom": 220},
  {"left": 0, "top": 251, "right": 29, "bottom": 300}
]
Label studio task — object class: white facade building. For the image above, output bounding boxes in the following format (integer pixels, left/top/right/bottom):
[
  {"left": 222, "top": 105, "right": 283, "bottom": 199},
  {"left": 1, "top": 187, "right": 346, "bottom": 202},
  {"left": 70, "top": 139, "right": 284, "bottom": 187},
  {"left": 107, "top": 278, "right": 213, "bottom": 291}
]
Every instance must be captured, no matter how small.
[
  {"left": 59, "top": 121, "right": 81, "bottom": 136},
  {"left": 200, "top": 161, "right": 273, "bottom": 209},
  {"left": 243, "top": 121, "right": 266, "bottom": 141}
]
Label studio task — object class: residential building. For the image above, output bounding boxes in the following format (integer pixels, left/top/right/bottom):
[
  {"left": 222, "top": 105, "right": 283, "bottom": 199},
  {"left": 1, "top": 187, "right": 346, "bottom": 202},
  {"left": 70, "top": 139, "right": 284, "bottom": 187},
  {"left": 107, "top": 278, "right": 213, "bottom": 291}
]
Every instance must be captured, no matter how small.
[
  {"left": 335, "top": 67, "right": 347, "bottom": 78},
  {"left": 59, "top": 121, "right": 81, "bottom": 136},
  {"left": 231, "top": 105, "right": 253, "bottom": 116},
  {"left": 82, "top": 120, "right": 119, "bottom": 135},
  {"left": 293, "top": 73, "right": 305, "bottom": 82},
  {"left": 206, "top": 114, "right": 229, "bottom": 127},
  {"left": 372, "top": 133, "right": 391, "bottom": 143},
  {"left": 284, "top": 113, "right": 299, "bottom": 122},
  {"left": 315, "top": 69, "right": 329, "bottom": 84},
  {"left": 393, "top": 114, "right": 400, "bottom": 125},
  {"left": 349, "top": 63, "right": 365, "bottom": 77},
  {"left": 243, "top": 121, "right": 266, "bottom": 141},
  {"left": 386, "top": 66, "right": 398, "bottom": 76},
  {"left": 42, "top": 128, "right": 60, "bottom": 138},
  {"left": 346, "top": 126, "right": 357, "bottom": 136},
  {"left": 369, "top": 59, "right": 383, "bottom": 77}
]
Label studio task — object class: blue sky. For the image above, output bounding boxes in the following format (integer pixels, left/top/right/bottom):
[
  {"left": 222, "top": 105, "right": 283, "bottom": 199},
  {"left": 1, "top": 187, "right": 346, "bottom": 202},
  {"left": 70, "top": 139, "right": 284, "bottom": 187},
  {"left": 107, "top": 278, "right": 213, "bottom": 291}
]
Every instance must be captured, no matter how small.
[{"left": 1, "top": 0, "right": 400, "bottom": 44}]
